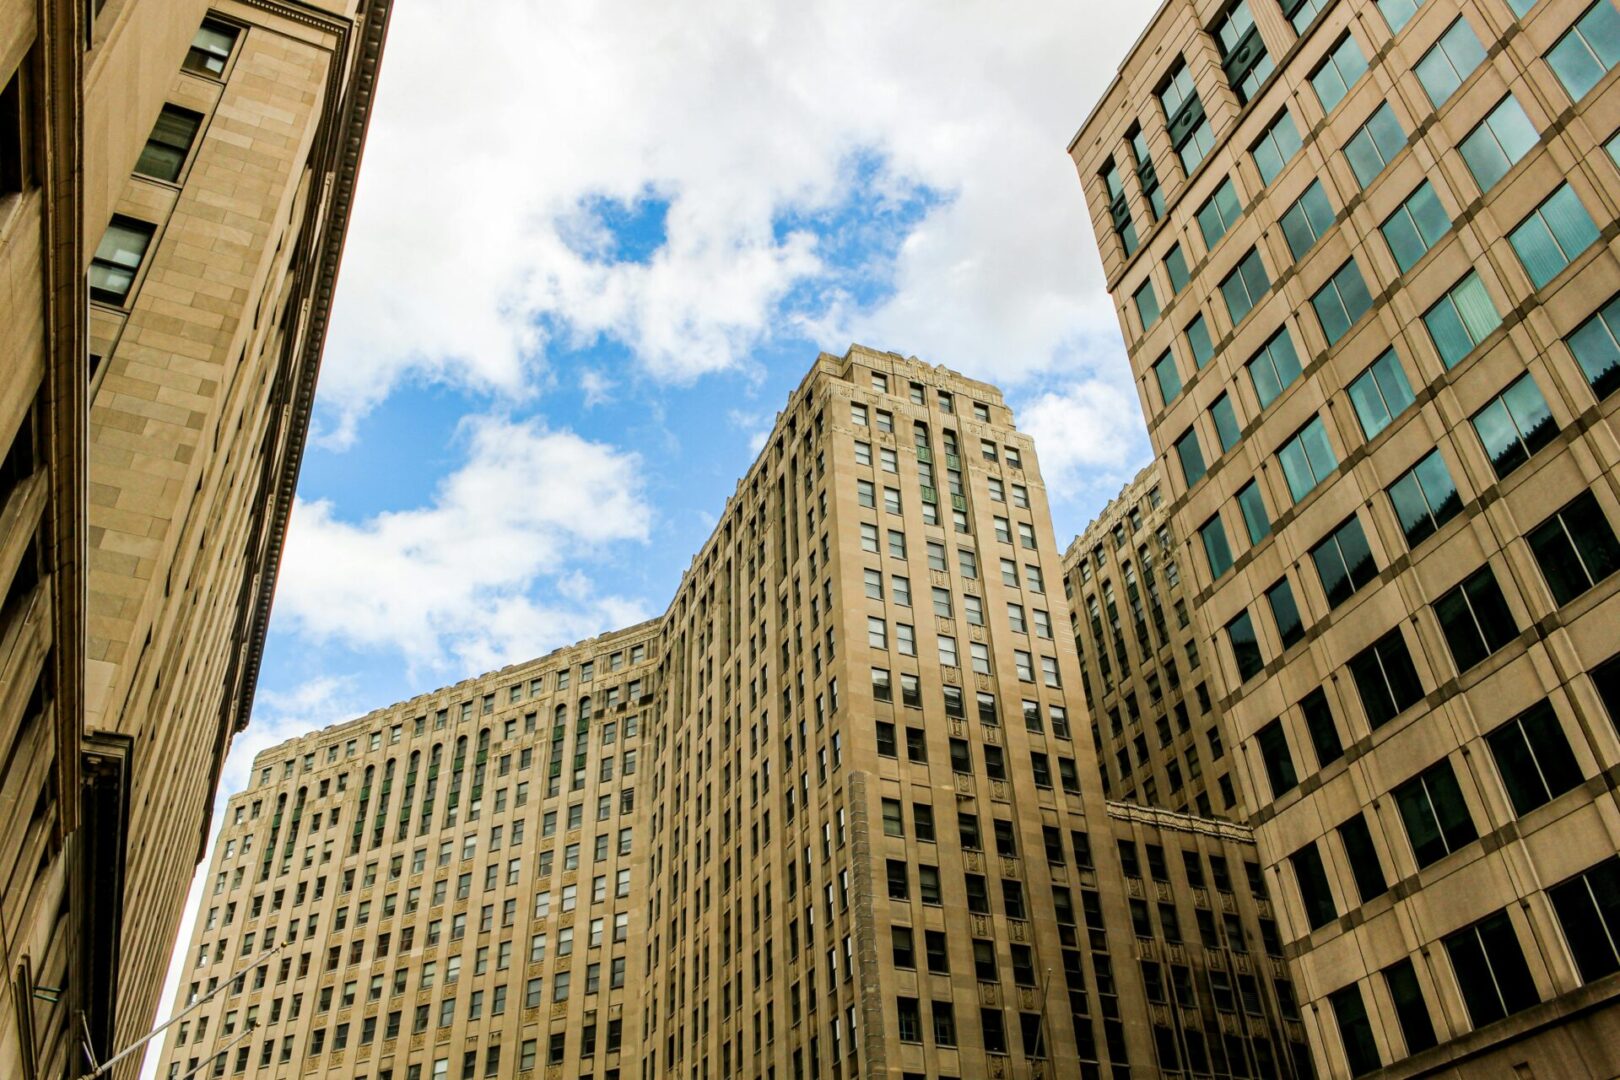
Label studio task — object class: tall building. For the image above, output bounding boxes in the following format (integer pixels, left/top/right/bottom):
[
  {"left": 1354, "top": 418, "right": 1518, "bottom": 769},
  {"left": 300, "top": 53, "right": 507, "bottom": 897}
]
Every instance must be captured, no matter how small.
[
  {"left": 155, "top": 348, "right": 1181, "bottom": 1080},
  {"left": 0, "top": 2, "right": 389, "bottom": 1077},
  {"left": 1063, "top": 465, "right": 1246, "bottom": 820},
  {"left": 1072, "top": 0, "right": 1620, "bottom": 1075}
]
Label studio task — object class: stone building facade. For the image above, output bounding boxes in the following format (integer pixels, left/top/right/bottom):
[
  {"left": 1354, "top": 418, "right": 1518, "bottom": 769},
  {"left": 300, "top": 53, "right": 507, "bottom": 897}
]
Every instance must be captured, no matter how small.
[
  {"left": 1071, "top": 0, "right": 1620, "bottom": 1074},
  {"left": 0, "top": 1, "right": 389, "bottom": 1077},
  {"left": 1063, "top": 465, "right": 1247, "bottom": 820},
  {"left": 155, "top": 348, "right": 1174, "bottom": 1080}
]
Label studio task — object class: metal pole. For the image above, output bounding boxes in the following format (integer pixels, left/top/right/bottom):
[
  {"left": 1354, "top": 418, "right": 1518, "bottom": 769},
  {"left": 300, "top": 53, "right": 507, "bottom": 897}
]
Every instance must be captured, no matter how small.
[{"left": 76, "top": 939, "right": 287, "bottom": 1080}]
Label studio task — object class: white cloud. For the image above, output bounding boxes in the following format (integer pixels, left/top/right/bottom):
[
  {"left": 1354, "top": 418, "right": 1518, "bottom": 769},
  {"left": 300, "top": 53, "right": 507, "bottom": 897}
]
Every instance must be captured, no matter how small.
[
  {"left": 580, "top": 369, "right": 615, "bottom": 408},
  {"left": 276, "top": 415, "right": 653, "bottom": 673},
  {"left": 319, "top": 0, "right": 1155, "bottom": 435},
  {"left": 1017, "top": 374, "right": 1152, "bottom": 500}
]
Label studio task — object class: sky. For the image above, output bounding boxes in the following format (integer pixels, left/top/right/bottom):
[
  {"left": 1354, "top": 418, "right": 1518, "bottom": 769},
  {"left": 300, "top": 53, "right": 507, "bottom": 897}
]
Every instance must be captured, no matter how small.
[{"left": 142, "top": 0, "right": 1159, "bottom": 1067}]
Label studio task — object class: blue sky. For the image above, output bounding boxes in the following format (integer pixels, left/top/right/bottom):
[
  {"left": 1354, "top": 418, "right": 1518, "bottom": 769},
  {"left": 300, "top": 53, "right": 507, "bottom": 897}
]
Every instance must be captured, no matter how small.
[{"left": 145, "top": 0, "right": 1162, "bottom": 1059}]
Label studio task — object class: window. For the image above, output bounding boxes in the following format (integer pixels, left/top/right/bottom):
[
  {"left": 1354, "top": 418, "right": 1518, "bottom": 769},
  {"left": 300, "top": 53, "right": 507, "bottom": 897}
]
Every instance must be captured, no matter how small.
[
  {"left": 1435, "top": 565, "right": 1518, "bottom": 673},
  {"left": 1291, "top": 843, "right": 1337, "bottom": 929},
  {"left": 1546, "top": 1, "right": 1620, "bottom": 100},
  {"left": 1312, "top": 261, "right": 1373, "bottom": 346},
  {"left": 1312, "top": 34, "right": 1369, "bottom": 113},
  {"left": 1381, "top": 181, "right": 1450, "bottom": 273},
  {"left": 1394, "top": 758, "right": 1477, "bottom": 866},
  {"left": 1221, "top": 247, "right": 1269, "bottom": 325},
  {"left": 1134, "top": 279, "right": 1161, "bottom": 330},
  {"left": 1161, "top": 61, "right": 1214, "bottom": 173},
  {"left": 1415, "top": 19, "right": 1485, "bottom": 105},
  {"left": 1548, "top": 857, "right": 1620, "bottom": 983},
  {"left": 1235, "top": 480, "right": 1269, "bottom": 544},
  {"left": 1153, "top": 352, "right": 1182, "bottom": 406},
  {"left": 1131, "top": 124, "right": 1166, "bottom": 220},
  {"left": 1258, "top": 720, "right": 1297, "bottom": 797},
  {"left": 1348, "top": 349, "right": 1415, "bottom": 439},
  {"left": 1226, "top": 610, "right": 1263, "bottom": 682},
  {"left": 1443, "top": 911, "right": 1539, "bottom": 1027},
  {"left": 1247, "top": 328, "right": 1302, "bottom": 408},
  {"left": 1201, "top": 514, "right": 1233, "bottom": 578},
  {"left": 183, "top": 18, "right": 239, "bottom": 75},
  {"left": 1459, "top": 96, "right": 1539, "bottom": 192},
  {"left": 1102, "top": 159, "right": 1138, "bottom": 254},
  {"left": 1175, "top": 428, "right": 1206, "bottom": 487},
  {"left": 1388, "top": 450, "right": 1461, "bottom": 547},
  {"left": 1339, "top": 815, "right": 1388, "bottom": 902},
  {"left": 1214, "top": 1, "right": 1274, "bottom": 103},
  {"left": 1302, "top": 686, "right": 1344, "bottom": 766},
  {"left": 1186, "top": 314, "right": 1215, "bottom": 368},
  {"left": 1252, "top": 109, "right": 1302, "bottom": 185},
  {"left": 1471, "top": 372, "right": 1555, "bottom": 479},
  {"left": 1527, "top": 492, "right": 1620, "bottom": 604},
  {"left": 1377, "top": 0, "right": 1426, "bottom": 33},
  {"left": 1278, "top": 415, "right": 1338, "bottom": 502},
  {"left": 135, "top": 106, "right": 203, "bottom": 181},
  {"left": 1267, "top": 577, "right": 1305, "bottom": 648},
  {"left": 1280, "top": 180, "right": 1334, "bottom": 258},
  {"left": 1509, "top": 183, "right": 1599, "bottom": 288},
  {"left": 89, "top": 217, "right": 155, "bottom": 305},
  {"left": 1350, "top": 628, "right": 1423, "bottom": 728},
  {"left": 1487, "top": 700, "right": 1582, "bottom": 815},
  {"left": 1283, "top": 0, "right": 1329, "bottom": 32},
  {"left": 1330, "top": 984, "right": 1382, "bottom": 1075},
  {"left": 1197, "top": 178, "right": 1242, "bottom": 248},
  {"left": 1567, "top": 294, "right": 1620, "bottom": 399},
  {"left": 1165, "top": 244, "right": 1190, "bottom": 294},
  {"left": 1345, "top": 104, "right": 1407, "bottom": 188}
]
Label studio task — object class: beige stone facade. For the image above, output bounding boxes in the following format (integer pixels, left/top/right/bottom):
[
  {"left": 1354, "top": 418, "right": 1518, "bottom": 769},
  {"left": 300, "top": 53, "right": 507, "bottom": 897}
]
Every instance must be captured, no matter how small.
[
  {"left": 0, "top": 1, "right": 388, "bottom": 1077},
  {"left": 154, "top": 348, "right": 1180, "bottom": 1080},
  {"left": 1064, "top": 465, "right": 1247, "bottom": 820},
  {"left": 1071, "top": 0, "right": 1620, "bottom": 1075}
]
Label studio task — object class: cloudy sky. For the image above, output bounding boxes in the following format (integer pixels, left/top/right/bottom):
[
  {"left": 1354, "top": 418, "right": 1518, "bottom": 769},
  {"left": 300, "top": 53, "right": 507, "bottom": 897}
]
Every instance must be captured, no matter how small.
[{"left": 145, "top": 0, "right": 1158, "bottom": 1062}]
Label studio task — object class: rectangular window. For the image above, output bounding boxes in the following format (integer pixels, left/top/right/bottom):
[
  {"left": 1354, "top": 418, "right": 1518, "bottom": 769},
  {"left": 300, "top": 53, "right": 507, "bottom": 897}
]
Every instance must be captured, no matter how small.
[
  {"left": 1330, "top": 983, "right": 1382, "bottom": 1076},
  {"left": 1434, "top": 565, "right": 1518, "bottom": 673},
  {"left": 1427, "top": 272, "right": 1502, "bottom": 369},
  {"left": 1415, "top": 18, "right": 1486, "bottom": 106},
  {"left": 1526, "top": 491, "right": 1620, "bottom": 605},
  {"left": 1197, "top": 178, "right": 1243, "bottom": 248},
  {"left": 1236, "top": 480, "right": 1270, "bottom": 543},
  {"left": 1201, "top": 515, "right": 1234, "bottom": 579},
  {"left": 1548, "top": 857, "right": 1620, "bottom": 983},
  {"left": 1312, "top": 34, "right": 1369, "bottom": 113},
  {"left": 1176, "top": 428, "right": 1207, "bottom": 487},
  {"left": 1252, "top": 109, "right": 1303, "bottom": 185},
  {"left": 1459, "top": 96, "right": 1539, "bottom": 192},
  {"left": 1165, "top": 244, "right": 1190, "bottom": 293},
  {"left": 1350, "top": 628, "right": 1424, "bottom": 728},
  {"left": 89, "top": 217, "right": 155, "bottom": 305},
  {"left": 1566, "top": 294, "right": 1620, "bottom": 399},
  {"left": 1134, "top": 279, "right": 1161, "bottom": 330},
  {"left": 1162, "top": 61, "right": 1215, "bottom": 173},
  {"left": 1546, "top": 1, "right": 1620, "bottom": 100},
  {"left": 183, "top": 18, "right": 239, "bottom": 76},
  {"left": 1381, "top": 181, "right": 1451, "bottom": 273},
  {"left": 1221, "top": 247, "right": 1269, "bottom": 325},
  {"left": 1284, "top": 0, "right": 1330, "bottom": 32},
  {"left": 1226, "top": 610, "right": 1263, "bottom": 682},
  {"left": 1153, "top": 352, "right": 1182, "bottom": 406},
  {"left": 1348, "top": 349, "right": 1415, "bottom": 440},
  {"left": 1384, "top": 959, "right": 1438, "bottom": 1054},
  {"left": 1509, "top": 183, "right": 1599, "bottom": 289},
  {"left": 1471, "top": 372, "right": 1555, "bottom": 479},
  {"left": 1345, "top": 104, "right": 1407, "bottom": 188},
  {"left": 1377, "top": 0, "right": 1427, "bottom": 33},
  {"left": 1291, "top": 843, "right": 1337, "bottom": 929},
  {"left": 1303, "top": 686, "right": 1344, "bottom": 766},
  {"left": 1443, "top": 911, "right": 1539, "bottom": 1027},
  {"left": 1267, "top": 577, "right": 1305, "bottom": 648},
  {"left": 1339, "top": 814, "right": 1388, "bottom": 902},
  {"left": 1388, "top": 449, "right": 1462, "bottom": 548},
  {"left": 1102, "top": 159, "right": 1138, "bottom": 255},
  {"left": 135, "top": 105, "right": 203, "bottom": 181},
  {"left": 1487, "top": 700, "right": 1583, "bottom": 816},
  {"left": 1311, "top": 514, "right": 1376, "bottom": 609},
  {"left": 1258, "top": 719, "right": 1297, "bottom": 797},
  {"left": 1280, "top": 179, "right": 1335, "bottom": 258},
  {"left": 1278, "top": 415, "right": 1338, "bottom": 503},
  {"left": 1247, "top": 328, "right": 1302, "bottom": 408},
  {"left": 1186, "top": 314, "right": 1215, "bottom": 368},
  {"left": 1394, "top": 758, "right": 1477, "bottom": 866},
  {"left": 1215, "top": 0, "right": 1275, "bottom": 103},
  {"left": 1312, "top": 261, "right": 1373, "bottom": 347}
]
